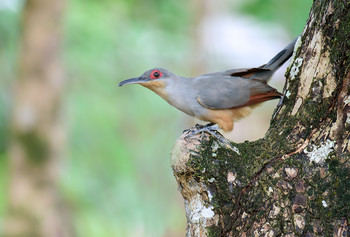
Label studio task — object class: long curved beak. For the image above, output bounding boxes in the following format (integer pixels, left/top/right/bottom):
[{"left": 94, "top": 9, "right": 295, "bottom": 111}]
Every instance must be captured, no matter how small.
[{"left": 118, "top": 77, "right": 147, "bottom": 87}]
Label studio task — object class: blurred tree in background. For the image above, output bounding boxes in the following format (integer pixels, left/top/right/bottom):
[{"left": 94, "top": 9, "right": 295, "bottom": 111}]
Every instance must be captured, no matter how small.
[
  {"left": 2, "top": 0, "right": 72, "bottom": 236},
  {"left": 0, "top": 0, "right": 312, "bottom": 236}
]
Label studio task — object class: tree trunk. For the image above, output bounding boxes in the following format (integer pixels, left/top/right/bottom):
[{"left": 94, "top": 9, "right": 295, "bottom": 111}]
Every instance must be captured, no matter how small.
[
  {"left": 2, "top": 0, "right": 73, "bottom": 237},
  {"left": 171, "top": 0, "right": 350, "bottom": 236}
]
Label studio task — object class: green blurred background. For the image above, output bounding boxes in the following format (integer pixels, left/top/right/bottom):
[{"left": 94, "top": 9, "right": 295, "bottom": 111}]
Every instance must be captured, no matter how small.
[{"left": 0, "top": 0, "right": 311, "bottom": 236}]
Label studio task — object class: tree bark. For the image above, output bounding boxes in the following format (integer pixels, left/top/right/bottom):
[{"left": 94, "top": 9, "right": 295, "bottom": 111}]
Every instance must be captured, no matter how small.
[
  {"left": 2, "top": 0, "right": 73, "bottom": 237},
  {"left": 171, "top": 0, "right": 350, "bottom": 236}
]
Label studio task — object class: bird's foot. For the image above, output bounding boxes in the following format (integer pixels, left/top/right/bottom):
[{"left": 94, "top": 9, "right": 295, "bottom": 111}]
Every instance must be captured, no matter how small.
[
  {"left": 184, "top": 124, "right": 241, "bottom": 153},
  {"left": 184, "top": 123, "right": 227, "bottom": 143}
]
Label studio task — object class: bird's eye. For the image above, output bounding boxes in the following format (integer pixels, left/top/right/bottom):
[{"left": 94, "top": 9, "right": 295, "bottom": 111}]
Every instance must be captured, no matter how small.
[{"left": 150, "top": 69, "right": 163, "bottom": 79}]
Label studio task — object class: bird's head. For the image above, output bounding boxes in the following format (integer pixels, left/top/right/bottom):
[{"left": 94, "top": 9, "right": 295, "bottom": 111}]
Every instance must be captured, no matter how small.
[
  {"left": 118, "top": 68, "right": 171, "bottom": 87},
  {"left": 118, "top": 68, "right": 176, "bottom": 100}
]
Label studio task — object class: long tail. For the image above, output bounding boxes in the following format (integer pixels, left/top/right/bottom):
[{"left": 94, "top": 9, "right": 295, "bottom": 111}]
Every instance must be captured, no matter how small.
[{"left": 254, "top": 36, "right": 299, "bottom": 81}]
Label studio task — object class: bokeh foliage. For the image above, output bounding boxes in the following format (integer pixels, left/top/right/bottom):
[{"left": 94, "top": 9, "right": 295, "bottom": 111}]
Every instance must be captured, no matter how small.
[
  {"left": 0, "top": 8, "right": 19, "bottom": 230},
  {"left": 238, "top": 0, "right": 311, "bottom": 36},
  {"left": 0, "top": 0, "right": 312, "bottom": 236}
]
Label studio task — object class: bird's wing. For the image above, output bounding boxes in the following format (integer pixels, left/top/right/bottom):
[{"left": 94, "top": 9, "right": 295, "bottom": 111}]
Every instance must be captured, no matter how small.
[
  {"left": 222, "top": 67, "right": 269, "bottom": 78},
  {"left": 196, "top": 76, "right": 281, "bottom": 110}
]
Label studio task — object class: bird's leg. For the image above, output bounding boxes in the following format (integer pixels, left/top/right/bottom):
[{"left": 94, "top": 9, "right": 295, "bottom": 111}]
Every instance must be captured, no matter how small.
[
  {"left": 184, "top": 124, "right": 242, "bottom": 154},
  {"left": 182, "top": 123, "right": 213, "bottom": 133},
  {"left": 184, "top": 123, "right": 227, "bottom": 143}
]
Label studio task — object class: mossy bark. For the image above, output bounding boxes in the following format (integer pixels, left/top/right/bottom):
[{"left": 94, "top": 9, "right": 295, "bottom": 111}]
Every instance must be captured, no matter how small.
[
  {"left": 171, "top": 0, "right": 350, "bottom": 236},
  {"left": 2, "top": 0, "right": 73, "bottom": 237}
]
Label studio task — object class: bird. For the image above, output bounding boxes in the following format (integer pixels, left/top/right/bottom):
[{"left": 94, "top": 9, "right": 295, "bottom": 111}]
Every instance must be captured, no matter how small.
[{"left": 119, "top": 37, "right": 297, "bottom": 136}]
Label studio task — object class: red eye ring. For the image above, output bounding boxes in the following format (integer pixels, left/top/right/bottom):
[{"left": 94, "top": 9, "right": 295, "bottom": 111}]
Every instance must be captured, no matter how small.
[{"left": 150, "top": 69, "right": 163, "bottom": 79}]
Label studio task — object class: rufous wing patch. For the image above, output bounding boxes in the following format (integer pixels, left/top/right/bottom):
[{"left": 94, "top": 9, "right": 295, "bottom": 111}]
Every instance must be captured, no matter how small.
[{"left": 242, "top": 90, "right": 282, "bottom": 107}]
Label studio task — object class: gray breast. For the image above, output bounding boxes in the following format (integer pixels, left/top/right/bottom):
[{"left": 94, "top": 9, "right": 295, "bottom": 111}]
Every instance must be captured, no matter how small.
[{"left": 164, "top": 77, "right": 202, "bottom": 116}]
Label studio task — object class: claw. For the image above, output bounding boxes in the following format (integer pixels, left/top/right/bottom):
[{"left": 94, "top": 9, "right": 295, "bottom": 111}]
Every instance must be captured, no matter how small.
[
  {"left": 184, "top": 124, "right": 242, "bottom": 154},
  {"left": 184, "top": 123, "right": 227, "bottom": 143}
]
